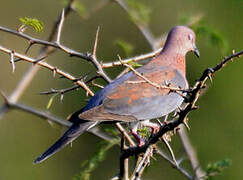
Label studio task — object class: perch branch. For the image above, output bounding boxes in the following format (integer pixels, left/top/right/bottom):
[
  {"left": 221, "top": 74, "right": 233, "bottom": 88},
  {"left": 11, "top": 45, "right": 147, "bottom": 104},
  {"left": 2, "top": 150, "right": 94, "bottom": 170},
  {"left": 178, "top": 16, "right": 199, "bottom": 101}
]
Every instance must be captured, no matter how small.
[
  {"left": 120, "top": 49, "right": 243, "bottom": 169},
  {"left": 101, "top": 47, "right": 162, "bottom": 68}
]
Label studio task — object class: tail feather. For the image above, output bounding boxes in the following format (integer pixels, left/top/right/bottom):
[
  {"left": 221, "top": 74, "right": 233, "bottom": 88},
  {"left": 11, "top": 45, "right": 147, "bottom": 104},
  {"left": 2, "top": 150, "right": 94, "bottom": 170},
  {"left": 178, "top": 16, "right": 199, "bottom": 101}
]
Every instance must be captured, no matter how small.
[{"left": 33, "top": 121, "right": 96, "bottom": 164}]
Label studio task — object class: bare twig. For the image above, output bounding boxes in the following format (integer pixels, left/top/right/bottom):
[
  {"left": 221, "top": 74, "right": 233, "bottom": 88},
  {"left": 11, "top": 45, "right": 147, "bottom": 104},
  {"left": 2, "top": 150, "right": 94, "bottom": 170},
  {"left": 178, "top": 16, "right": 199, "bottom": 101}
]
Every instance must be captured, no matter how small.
[
  {"left": 0, "top": 24, "right": 156, "bottom": 75},
  {"left": 101, "top": 48, "right": 162, "bottom": 68},
  {"left": 10, "top": 51, "right": 15, "bottom": 72},
  {"left": 162, "top": 136, "right": 178, "bottom": 167},
  {"left": 115, "top": 123, "right": 136, "bottom": 147},
  {"left": 0, "top": 45, "right": 94, "bottom": 96},
  {"left": 56, "top": 9, "right": 65, "bottom": 44},
  {"left": 40, "top": 85, "right": 80, "bottom": 96},
  {"left": 131, "top": 146, "right": 153, "bottom": 180},
  {"left": 0, "top": 91, "right": 115, "bottom": 142},
  {"left": 91, "top": 27, "right": 112, "bottom": 83},
  {"left": 155, "top": 147, "right": 193, "bottom": 179},
  {"left": 120, "top": 136, "right": 129, "bottom": 180},
  {"left": 39, "top": 73, "right": 101, "bottom": 96},
  {"left": 178, "top": 126, "right": 205, "bottom": 179}
]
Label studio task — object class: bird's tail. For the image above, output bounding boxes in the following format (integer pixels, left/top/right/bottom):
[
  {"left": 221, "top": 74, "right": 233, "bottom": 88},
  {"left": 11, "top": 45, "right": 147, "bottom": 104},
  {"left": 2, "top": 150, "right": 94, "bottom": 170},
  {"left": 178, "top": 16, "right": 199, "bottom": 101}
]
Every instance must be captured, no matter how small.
[{"left": 33, "top": 121, "right": 96, "bottom": 164}]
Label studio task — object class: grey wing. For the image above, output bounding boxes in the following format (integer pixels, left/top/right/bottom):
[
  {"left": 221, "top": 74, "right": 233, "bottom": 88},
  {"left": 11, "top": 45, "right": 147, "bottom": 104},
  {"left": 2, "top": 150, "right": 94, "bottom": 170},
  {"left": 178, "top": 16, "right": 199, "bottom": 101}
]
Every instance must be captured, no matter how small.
[{"left": 103, "top": 69, "right": 188, "bottom": 121}]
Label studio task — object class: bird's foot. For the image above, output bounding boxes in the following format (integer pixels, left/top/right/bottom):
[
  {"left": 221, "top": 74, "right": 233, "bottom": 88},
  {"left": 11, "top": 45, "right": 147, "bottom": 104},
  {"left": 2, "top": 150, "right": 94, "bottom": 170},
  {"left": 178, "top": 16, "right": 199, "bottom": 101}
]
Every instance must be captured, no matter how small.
[
  {"left": 130, "top": 129, "right": 145, "bottom": 147},
  {"left": 141, "top": 120, "right": 160, "bottom": 135},
  {"left": 151, "top": 125, "right": 160, "bottom": 134}
]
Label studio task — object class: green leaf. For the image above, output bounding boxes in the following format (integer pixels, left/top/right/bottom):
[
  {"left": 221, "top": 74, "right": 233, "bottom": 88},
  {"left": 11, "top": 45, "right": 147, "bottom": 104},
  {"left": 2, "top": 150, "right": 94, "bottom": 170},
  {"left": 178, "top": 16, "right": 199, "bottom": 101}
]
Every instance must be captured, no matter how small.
[
  {"left": 137, "top": 127, "right": 150, "bottom": 138},
  {"left": 127, "top": 61, "right": 143, "bottom": 68},
  {"left": 74, "top": 139, "right": 119, "bottom": 180},
  {"left": 19, "top": 17, "right": 44, "bottom": 32},
  {"left": 125, "top": 0, "right": 151, "bottom": 26},
  {"left": 115, "top": 39, "right": 134, "bottom": 57},
  {"left": 205, "top": 159, "right": 232, "bottom": 179},
  {"left": 46, "top": 95, "right": 56, "bottom": 109}
]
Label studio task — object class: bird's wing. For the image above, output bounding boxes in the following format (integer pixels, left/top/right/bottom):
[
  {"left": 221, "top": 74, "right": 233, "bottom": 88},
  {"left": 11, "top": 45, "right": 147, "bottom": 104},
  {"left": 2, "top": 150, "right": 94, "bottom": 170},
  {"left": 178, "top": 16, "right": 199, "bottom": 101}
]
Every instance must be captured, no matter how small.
[{"left": 79, "top": 66, "right": 188, "bottom": 122}]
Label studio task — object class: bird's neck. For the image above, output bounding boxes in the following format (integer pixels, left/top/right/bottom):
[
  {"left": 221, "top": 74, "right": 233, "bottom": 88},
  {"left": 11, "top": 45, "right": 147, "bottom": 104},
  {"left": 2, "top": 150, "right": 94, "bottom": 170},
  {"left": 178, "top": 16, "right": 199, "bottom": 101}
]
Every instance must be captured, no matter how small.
[{"left": 149, "top": 49, "right": 186, "bottom": 76}]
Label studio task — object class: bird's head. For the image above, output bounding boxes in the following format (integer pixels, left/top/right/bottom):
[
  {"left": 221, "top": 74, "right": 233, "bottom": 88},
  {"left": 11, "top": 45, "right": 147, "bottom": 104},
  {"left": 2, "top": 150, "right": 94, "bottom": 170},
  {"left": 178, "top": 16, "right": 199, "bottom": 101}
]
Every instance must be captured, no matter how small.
[{"left": 163, "top": 26, "right": 200, "bottom": 58}]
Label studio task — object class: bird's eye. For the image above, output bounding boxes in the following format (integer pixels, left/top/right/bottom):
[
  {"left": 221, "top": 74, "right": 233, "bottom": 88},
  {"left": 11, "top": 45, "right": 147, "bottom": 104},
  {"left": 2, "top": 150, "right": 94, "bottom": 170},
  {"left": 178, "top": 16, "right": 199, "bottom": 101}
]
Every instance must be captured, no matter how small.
[{"left": 188, "top": 34, "right": 193, "bottom": 41}]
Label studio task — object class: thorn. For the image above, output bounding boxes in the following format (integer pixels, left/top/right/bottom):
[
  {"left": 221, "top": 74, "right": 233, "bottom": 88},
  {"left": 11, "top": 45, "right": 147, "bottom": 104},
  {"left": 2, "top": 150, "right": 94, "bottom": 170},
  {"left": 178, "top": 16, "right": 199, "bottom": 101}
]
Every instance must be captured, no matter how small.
[
  {"left": 18, "top": 25, "right": 27, "bottom": 33},
  {"left": 156, "top": 119, "right": 163, "bottom": 127},
  {"left": 173, "top": 127, "right": 180, "bottom": 134},
  {"left": 60, "top": 93, "right": 64, "bottom": 102},
  {"left": 192, "top": 105, "right": 199, "bottom": 110},
  {"left": 25, "top": 40, "right": 34, "bottom": 54},
  {"left": 73, "top": 72, "right": 91, "bottom": 82},
  {"left": 91, "top": 80, "right": 104, "bottom": 89},
  {"left": 164, "top": 80, "right": 171, "bottom": 87},
  {"left": 53, "top": 68, "right": 56, "bottom": 77},
  {"left": 177, "top": 157, "right": 185, "bottom": 166},
  {"left": 13, "top": 58, "right": 22, "bottom": 63},
  {"left": 183, "top": 121, "right": 190, "bottom": 131},
  {"left": 208, "top": 74, "right": 213, "bottom": 84},
  {"left": 164, "top": 115, "right": 168, "bottom": 123},
  {"left": 177, "top": 106, "right": 182, "bottom": 112},
  {"left": 10, "top": 51, "right": 15, "bottom": 73},
  {"left": 56, "top": 9, "right": 65, "bottom": 44},
  {"left": 33, "top": 56, "right": 48, "bottom": 63},
  {"left": 162, "top": 136, "right": 178, "bottom": 167},
  {"left": 117, "top": 54, "right": 123, "bottom": 64},
  {"left": 92, "top": 26, "right": 100, "bottom": 57},
  {"left": 201, "top": 85, "right": 207, "bottom": 89},
  {"left": 183, "top": 118, "right": 190, "bottom": 131},
  {"left": 47, "top": 119, "right": 55, "bottom": 127}
]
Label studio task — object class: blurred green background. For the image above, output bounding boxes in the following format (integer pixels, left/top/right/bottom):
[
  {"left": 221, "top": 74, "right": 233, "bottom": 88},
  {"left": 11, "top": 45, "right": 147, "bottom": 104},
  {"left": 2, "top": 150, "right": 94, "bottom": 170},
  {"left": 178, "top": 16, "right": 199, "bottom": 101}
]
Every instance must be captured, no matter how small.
[{"left": 0, "top": 0, "right": 242, "bottom": 179}]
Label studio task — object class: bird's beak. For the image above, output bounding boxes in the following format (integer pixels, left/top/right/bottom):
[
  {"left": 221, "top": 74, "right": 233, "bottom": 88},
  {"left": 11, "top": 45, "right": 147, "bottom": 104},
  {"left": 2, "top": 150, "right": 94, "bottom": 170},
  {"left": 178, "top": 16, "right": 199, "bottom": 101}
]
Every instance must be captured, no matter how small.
[{"left": 193, "top": 44, "right": 200, "bottom": 58}]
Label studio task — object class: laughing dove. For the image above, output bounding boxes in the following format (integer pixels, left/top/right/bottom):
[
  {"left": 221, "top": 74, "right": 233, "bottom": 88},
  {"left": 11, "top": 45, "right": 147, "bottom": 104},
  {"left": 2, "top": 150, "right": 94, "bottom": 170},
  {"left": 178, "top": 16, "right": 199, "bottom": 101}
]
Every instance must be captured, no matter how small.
[{"left": 34, "top": 25, "right": 200, "bottom": 164}]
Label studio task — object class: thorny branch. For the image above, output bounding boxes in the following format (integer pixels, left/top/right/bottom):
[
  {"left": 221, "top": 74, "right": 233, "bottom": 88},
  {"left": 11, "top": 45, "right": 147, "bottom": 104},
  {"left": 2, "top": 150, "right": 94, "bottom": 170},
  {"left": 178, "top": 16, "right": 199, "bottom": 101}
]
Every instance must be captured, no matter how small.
[
  {"left": 0, "top": 45, "right": 94, "bottom": 96},
  {"left": 0, "top": 25, "right": 162, "bottom": 69},
  {"left": 0, "top": 0, "right": 76, "bottom": 118},
  {"left": 120, "top": 49, "right": 243, "bottom": 171},
  {"left": 130, "top": 146, "right": 153, "bottom": 180},
  {"left": 0, "top": 91, "right": 114, "bottom": 142}
]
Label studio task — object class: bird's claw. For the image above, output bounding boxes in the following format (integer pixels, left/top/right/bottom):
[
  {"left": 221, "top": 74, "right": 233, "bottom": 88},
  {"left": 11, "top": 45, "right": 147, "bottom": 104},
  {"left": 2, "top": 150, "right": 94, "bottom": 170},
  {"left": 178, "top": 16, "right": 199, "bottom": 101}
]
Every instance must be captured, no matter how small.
[{"left": 130, "top": 130, "right": 145, "bottom": 147}]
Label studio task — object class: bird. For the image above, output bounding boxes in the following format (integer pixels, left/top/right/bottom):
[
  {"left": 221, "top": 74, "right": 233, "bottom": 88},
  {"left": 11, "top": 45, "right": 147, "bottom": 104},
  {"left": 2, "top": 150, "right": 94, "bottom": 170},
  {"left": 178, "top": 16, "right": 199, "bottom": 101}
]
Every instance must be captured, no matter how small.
[{"left": 33, "top": 25, "right": 200, "bottom": 164}]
